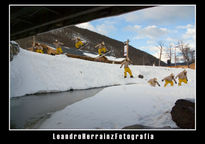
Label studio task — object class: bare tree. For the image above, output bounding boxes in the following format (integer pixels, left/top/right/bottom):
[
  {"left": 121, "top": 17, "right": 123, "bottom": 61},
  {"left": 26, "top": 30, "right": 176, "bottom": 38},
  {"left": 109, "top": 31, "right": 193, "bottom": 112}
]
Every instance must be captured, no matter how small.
[
  {"left": 165, "top": 43, "right": 174, "bottom": 65},
  {"left": 168, "top": 44, "right": 172, "bottom": 63},
  {"left": 174, "top": 45, "right": 177, "bottom": 66},
  {"left": 156, "top": 41, "right": 165, "bottom": 66},
  {"left": 189, "top": 50, "right": 195, "bottom": 63},
  {"left": 176, "top": 40, "right": 194, "bottom": 67}
]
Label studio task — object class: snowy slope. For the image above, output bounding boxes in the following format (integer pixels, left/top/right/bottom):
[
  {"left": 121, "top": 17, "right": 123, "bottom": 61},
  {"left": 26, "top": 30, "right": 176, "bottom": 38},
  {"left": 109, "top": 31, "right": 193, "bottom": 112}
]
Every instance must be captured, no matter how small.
[
  {"left": 10, "top": 47, "right": 195, "bottom": 97},
  {"left": 10, "top": 47, "right": 196, "bottom": 129}
]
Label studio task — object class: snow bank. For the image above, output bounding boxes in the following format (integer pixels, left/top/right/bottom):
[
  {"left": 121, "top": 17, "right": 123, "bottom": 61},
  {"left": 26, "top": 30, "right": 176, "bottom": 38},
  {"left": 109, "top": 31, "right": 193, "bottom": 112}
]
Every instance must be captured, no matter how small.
[
  {"left": 10, "top": 47, "right": 195, "bottom": 98},
  {"left": 39, "top": 84, "right": 195, "bottom": 129}
]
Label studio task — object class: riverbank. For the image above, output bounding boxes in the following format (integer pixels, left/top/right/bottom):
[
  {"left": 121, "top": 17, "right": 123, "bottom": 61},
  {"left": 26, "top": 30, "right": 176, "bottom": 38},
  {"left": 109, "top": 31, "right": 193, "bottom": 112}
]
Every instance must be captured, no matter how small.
[{"left": 10, "top": 88, "right": 103, "bottom": 129}]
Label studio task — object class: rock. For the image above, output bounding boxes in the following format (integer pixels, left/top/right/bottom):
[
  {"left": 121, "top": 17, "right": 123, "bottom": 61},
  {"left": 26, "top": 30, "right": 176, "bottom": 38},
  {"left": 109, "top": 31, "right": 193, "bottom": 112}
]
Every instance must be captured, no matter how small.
[
  {"left": 171, "top": 99, "right": 195, "bottom": 129},
  {"left": 138, "top": 74, "right": 144, "bottom": 79},
  {"left": 10, "top": 41, "right": 20, "bottom": 61}
]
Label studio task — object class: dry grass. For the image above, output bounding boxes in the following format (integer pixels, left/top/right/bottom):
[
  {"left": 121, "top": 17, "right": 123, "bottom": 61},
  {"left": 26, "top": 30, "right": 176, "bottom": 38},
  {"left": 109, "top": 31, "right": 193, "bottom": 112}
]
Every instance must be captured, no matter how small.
[{"left": 168, "top": 63, "right": 195, "bottom": 70}]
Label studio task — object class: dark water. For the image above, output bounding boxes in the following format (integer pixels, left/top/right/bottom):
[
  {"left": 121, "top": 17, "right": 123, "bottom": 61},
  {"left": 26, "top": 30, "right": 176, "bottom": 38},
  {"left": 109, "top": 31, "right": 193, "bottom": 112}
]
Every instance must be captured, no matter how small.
[{"left": 10, "top": 88, "right": 103, "bottom": 129}]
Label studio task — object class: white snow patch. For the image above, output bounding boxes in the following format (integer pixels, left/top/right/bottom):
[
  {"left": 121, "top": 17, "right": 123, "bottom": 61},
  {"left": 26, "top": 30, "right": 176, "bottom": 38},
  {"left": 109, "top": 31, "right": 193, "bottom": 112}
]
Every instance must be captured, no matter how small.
[
  {"left": 83, "top": 52, "right": 125, "bottom": 62},
  {"left": 39, "top": 84, "right": 195, "bottom": 129}
]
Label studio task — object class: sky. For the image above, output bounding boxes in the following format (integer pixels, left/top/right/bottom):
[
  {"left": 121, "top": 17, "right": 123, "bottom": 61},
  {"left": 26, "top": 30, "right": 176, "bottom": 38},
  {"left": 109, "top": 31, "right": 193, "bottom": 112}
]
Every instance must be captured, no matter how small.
[{"left": 76, "top": 5, "right": 196, "bottom": 63}]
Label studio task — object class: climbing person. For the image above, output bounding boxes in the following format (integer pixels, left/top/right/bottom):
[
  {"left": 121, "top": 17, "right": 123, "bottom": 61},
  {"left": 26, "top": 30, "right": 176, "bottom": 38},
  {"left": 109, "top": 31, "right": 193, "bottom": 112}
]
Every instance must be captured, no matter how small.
[
  {"left": 148, "top": 78, "right": 160, "bottom": 87},
  {"left": 175, "top": 70, "right": 188, "bottom": 86},
  {"left": 162, "top": 73, "right": 177, "bottom": 87},
  {"left": 40, "top": 44, "right": 48, "bottom": 54},
  {"left": 95, "top": 41, "right": 107, "bottom": 56},
  {"left": 53, "top": 40, "right": 63, "bottom": 54},
  {"left": 120, "top": 57, "right": 134, "bottom": 78},
  {"left": 72, "top": 37, "right": 84, "bottom": 49},
  {"left": 35, "top": 43, "right": 43, "bottom": 54}
]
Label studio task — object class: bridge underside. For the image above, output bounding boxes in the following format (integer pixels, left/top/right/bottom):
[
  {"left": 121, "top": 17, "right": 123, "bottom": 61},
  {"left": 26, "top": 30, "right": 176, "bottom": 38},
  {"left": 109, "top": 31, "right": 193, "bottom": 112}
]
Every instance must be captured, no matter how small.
[{"left": 10, "top": 6, "right": 153, "bottom": 40}]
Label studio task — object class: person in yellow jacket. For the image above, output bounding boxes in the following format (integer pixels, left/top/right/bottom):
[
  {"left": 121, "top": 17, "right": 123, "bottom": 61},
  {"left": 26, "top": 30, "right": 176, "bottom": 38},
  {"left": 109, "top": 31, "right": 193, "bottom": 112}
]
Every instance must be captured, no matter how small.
[
  {"left": 162, "top": 73, "right": 177, "bottom": 87},
  {"left": 95, "top": 41, "right": 107, "bottom": 56},
  {"left": 148, "top": 78, "right": 160, "bottom": 87},
  {"left": 71, "top": 37, "right": 84, "bottom": 49},
  {"left": 120, "top": 57, "right": 134, "bottom": 78},
  {"left": 35, "top": 43, "right": 43, "bottom": 54},
  {"left": 175, "top": 70, "right": 188, "bottom": 86},
  {"left": 53, "top": 40, "right": 63, "bottom": 54}
]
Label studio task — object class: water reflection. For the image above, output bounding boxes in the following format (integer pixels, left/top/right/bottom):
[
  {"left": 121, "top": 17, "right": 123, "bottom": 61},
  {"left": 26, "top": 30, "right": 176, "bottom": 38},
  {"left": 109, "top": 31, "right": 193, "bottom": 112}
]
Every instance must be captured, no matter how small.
[{"left": 10, "top": 88, "right": 103, "bottom": 129}]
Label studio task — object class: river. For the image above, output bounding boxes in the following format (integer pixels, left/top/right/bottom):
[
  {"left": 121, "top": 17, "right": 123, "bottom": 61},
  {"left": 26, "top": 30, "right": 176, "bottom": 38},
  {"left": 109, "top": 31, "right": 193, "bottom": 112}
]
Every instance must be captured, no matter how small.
[{"left": 10, "top": 88, "right": 103, "bottom": 129}]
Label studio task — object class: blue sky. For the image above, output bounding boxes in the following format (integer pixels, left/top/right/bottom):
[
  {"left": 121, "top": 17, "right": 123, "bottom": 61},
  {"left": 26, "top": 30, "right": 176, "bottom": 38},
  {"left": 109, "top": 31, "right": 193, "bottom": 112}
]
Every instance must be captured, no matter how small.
[{"left": 76, "top": 5, "right": 196, "bottom": 62}]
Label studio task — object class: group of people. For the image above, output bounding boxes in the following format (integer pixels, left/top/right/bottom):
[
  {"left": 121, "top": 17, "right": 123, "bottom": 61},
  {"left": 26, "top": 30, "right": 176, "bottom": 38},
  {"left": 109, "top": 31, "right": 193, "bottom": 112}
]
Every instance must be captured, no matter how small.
[
  {"left": 33, "top": 37, "right": 189, "bottom": 87},
  {"left": 118, "top": 53, "right": 188, "bottom": 87},
  {"left": 148, "top": 70, "right": 188, "bottom": 87},
  {"left": 33, "top": 40, "right": 64, "bottom": 55},
  {"left": 34, "top": 36, "right": 108, "bottom": 56},
  {"left": 72, "top": 37, "right": 108, "bottom": 56}
]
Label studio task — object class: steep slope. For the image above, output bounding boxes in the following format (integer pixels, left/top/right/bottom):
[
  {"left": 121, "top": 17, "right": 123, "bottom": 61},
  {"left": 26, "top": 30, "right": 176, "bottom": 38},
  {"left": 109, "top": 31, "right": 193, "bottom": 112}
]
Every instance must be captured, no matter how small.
[{"left": 16, "top": 26, "right": 166, "bottom": 66}]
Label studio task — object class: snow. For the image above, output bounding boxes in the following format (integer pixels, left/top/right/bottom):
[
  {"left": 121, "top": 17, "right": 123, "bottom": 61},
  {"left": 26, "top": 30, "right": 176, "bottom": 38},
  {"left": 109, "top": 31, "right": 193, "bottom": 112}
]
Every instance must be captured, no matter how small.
[
  {"left": 83, "top": 52, "right": 125, "bottom": 62},
  {"left": 10, "top": 47, "right": 156, "bottom": 97},
  {"left": 83, "top": 52, "right": 99, "bottom": 58},
  {"left": 10, "top": 46, "right": 196, "bottom": 129},
  {"left": 10, "top": 40, "right": 19, "bottom": 45},
  {"left": 39, "top": 84, "right": 195, "bottom": 129}
]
